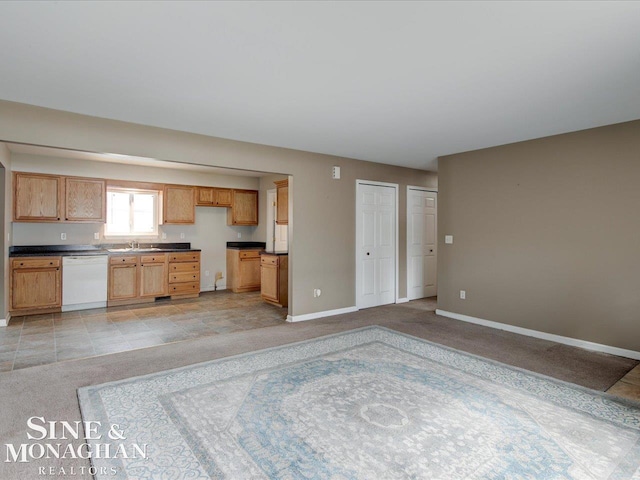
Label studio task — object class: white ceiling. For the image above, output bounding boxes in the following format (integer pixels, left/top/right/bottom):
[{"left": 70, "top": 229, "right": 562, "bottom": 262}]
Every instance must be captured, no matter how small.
[{"left": 1, "top": 1, "right": 639, "bottom": 171}]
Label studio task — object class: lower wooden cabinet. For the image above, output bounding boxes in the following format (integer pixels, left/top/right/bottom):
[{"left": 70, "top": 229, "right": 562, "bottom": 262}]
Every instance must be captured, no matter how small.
[
  {"left": 227, "top": 249, "right": 261, "bottom": 292},
  {"left": 10, "top": 257, "right": 62, "bottom": 313},
  {"left": 140, "top": 254, "right": 168, "bottom": 298},
  {"left": 260, "top": 254, "right": 288, "bottom": 307},
  {"left": 168, "top": 251, "right": 201, "bottom": 298},
  {"left": 108, "top": 253, "right": 177, "bottom": 305}
]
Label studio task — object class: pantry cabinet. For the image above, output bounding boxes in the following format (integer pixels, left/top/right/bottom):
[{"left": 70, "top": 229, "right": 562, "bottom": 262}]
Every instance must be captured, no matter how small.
[{"left": 274, "top": 179, "right": 288, "bottom": 225}]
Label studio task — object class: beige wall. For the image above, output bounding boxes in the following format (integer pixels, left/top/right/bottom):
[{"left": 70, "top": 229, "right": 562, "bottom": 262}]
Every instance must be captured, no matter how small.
[
  {"left": 10, "top": 153, "right": 261, "bottom": 292},
  {"left": 0, "top": 101, "right": 437, "bottom": 317},
  {"left": 0, "top": 143, "right": 10, "bottom": 320},
  {"left": 438, "top": 119, "right": 640, "bottom": 352}
]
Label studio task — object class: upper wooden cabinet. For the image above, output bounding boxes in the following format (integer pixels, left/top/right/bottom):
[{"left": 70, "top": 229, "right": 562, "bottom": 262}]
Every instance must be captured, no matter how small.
[
  {"left": 227, "top": 189, "right": 259, "bottom": 226},
  {"left": 65, "top": 177, "right": 106, "bottom": 222},
  {"left": 13, "top": 172, "right": 63, "bottom": 222},
  {"left": 196, "top": 187, "right": 232, "bottom": 207},
  {"left": 274, "top": 179, "right": 288, "bottom": 225},
  {"left": 14, "top": 172, "right": 106, "bottom": 223},
  {"left": 163, "top": 184, "right": 195, "bottom": 224}
]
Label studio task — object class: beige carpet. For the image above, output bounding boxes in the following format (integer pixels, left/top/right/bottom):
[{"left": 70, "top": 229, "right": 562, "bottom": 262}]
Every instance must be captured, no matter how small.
[{"left": 0, "top": 299, "right": 637, "bottom": 479}]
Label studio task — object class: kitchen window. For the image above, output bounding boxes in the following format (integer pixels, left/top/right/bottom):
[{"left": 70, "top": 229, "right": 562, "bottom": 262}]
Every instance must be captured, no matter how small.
[{"left": 105, "top": 188, "right": 159, "bottom": 236}]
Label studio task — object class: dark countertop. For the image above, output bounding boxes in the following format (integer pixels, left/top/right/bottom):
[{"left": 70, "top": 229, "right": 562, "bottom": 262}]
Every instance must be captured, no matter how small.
[
  {"left": 261, "top": 250, "right": 288, "bottom": 256},
  {"left": 9, "top": 243, "right": 200, "bottom": 257},
  {"left": 226, "top": 242, "right": 267, "bottom": 250}
]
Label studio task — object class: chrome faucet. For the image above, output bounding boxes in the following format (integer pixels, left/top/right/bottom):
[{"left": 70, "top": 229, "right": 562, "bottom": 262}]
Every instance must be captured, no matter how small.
[{"left": 129, "top": 240, "right": 139, "bottom": 249}]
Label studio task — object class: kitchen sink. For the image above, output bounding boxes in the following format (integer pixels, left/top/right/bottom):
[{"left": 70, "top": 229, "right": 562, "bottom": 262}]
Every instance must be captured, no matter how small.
[{"left": 107, "top": 248, "right": 163, "bottom": 252}]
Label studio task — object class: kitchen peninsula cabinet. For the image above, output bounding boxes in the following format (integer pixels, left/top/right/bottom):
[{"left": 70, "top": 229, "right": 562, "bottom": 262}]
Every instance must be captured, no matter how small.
[
  {"left": 227, "top": 248, "right": 261, "bottom": 292},
  {"left": 196, "top": 187, "right": 232, "bottom": 207},
  {"left": 10, "top": 256, "right": 62, "bottom": 313},
  {"left": 260, "top": 253, "right": 288, "bottom": 307},
  {"left": 227, "top": 189, "right": 258, "bottom": 226},
  {"left": 163, "top": 184, "right": 195, "bottom": 224}
]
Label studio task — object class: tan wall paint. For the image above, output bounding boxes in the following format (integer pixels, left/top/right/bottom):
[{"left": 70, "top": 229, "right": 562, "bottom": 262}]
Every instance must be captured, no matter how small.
[
  {"left": 0, "top": 101, "right": 437, "bottom": 316},
  {"left": 0, "top": 143, "right": 9, "bottom": 320},
  {"left": 438, "top": 119, "right": 640, "bottom": 352}
]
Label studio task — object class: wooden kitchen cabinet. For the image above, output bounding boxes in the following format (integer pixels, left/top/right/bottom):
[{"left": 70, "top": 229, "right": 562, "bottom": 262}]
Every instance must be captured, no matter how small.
[
  {"left": 226, "top": 249, "right": 261, "bottom": 292},
  {"left": 196, "top": 187, "right": 232, "bottom": 207},
  {"left": 227, "top": 189, "right": 258, "bottom": 226},
  {"left": 274, "top": 179, "right": 288, "bottom": 225},
  {"left": 108, "top": 256, "right": 139, "bottom": 302},
  {"left": 163, "top": 184, "right": 195, "bottom": 224},
  {"left": 10, "top": 257, "right": 62, "bottom": 313},
  {"left": 13, "top": 172, "right": 63, "bottom": 222},
  {"left": 139, "top": 254, "right": 168, "bottom": 298},
  {"left": 168, "top": 251, "right": 200, "bottom": 298},
  {"left": 65, "top": 177, "right": 106, "bottom": 222},
  {"left": 14, "top": 172, "right": 106, "bottom": 223},
  {"left": 260, "top": 254, "right": 288, "bottom": 307}
]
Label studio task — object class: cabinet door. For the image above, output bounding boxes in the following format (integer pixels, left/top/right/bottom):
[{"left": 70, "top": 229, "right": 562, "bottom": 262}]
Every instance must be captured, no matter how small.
[
  {"left": 11, "top": 267, "right": 61, "bottom": 310},
  {"left": 139, "top": 262, "right": 168, "bottom": 297},
  {"left": 227, "top": 190, "right": 258, "bottom": 226},
  {"left": 109, "top": 264, "right": 138, "bottom": 300},
  {"left": 260, "top": 264, "right": 279, "bottom": 302},
  {"left": 213, "top": 188, "right": 232, "bottom": 207},
  {"left": 275, "top": 180, "right": 288, "bottom": 225},
  {"left": 196, "top": 187, "right": 214, "bottom": 206},
  {"left": 238, "top": 257, "right": 261, "bottom": 289},
  {"left": 13, "top": 172, "right": 62, "bottom": 222},
  {"left": 163, "top": 185, "right": 195, "bottom": 224},
  {"left": 65, "top": 177, "right": 106, "bottom": 222}
]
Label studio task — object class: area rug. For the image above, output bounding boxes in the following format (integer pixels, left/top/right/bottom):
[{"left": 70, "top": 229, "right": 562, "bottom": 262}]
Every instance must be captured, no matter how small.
[{"left": 78, "top": 326, "right": 640, "bottom": 479}]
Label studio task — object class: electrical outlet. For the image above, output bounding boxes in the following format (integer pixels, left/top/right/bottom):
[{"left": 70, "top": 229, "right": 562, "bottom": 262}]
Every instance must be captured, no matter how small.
[
  {"left": 94, "top": 232, "right": 100, "bottom": 240},
  {"left": 205, "top": 270, "right": 210, "bottom": 277},
  {"left": 460, "top": 290, "right": 466, "bottom": 300},
  {"left": 313, "top": 288, "right": 322, "bottom": 298},
  {"left": 445, "top": 235, "right": 454, "bottom": 244},
  {"left": 161, "top": 232, "right": 167, "bottom": 240},
  {"left": 60, "top": 233, "right": 67, "bottom": 240},
  {"left": 237, "top": 232, "right": 242, "bottom": 239},
  {"left": 180, "top": 232, "right": 185, "bottom": 239}
]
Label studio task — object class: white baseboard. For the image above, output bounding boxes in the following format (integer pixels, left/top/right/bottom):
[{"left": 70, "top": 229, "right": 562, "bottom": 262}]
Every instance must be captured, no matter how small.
[
  {"left": 287, "top": 306, "right": 358, "bottom": 323},
  {"left": 436, "top": 309, "right": 640, "bottom": 361},
  {"left": 396, "top": 297, "right": 409, "bottom": 304}
]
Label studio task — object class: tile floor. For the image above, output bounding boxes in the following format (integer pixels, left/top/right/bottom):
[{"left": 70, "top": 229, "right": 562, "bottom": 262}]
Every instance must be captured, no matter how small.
[{"left": 0, "top": 290, "right": 286, "bottom": 372}]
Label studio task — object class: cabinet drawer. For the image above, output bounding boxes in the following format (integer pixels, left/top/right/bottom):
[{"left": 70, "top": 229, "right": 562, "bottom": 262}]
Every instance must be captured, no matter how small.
[
  {"left": 140, "top": 254, "right": 166, "bottom": 264},
  {"left": 12, "top": 257, "right": 61, "bottom": 269},
  {"left": 239, "top": 250, "right": 260, "bottom": 259},
  {"left": 169, "top": 282, "right": 200, "bottom": 295},
  {"left": 169, "top": 252, "right": 200, "bottom": 263},
  {"left": 169, "top": 271, "right": 200, "bottom": 284},
  {"left": 109, "top": 255, "right": 138, "bottom": 265},
  {"left": 169, "top": 261, "right": 199, "bottom": 273},
  {"left": 261, "top": 255, "right": 279, "bottom": 266}
]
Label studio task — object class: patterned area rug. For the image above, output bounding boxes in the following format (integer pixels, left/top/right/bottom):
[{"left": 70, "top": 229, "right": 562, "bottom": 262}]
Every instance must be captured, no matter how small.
[{"left": 78, "top": 326, "right": 640, "bottom": 479}]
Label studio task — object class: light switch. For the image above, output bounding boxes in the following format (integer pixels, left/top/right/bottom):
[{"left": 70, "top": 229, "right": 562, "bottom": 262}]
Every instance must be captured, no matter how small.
[{"left": 445, "top": 235, "right": 453, "bottom": 244}]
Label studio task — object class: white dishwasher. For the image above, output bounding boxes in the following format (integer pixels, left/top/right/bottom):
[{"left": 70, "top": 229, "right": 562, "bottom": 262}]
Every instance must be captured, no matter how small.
[{"left": 62, "top": 255, "right": 108, "bottom": 312}]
